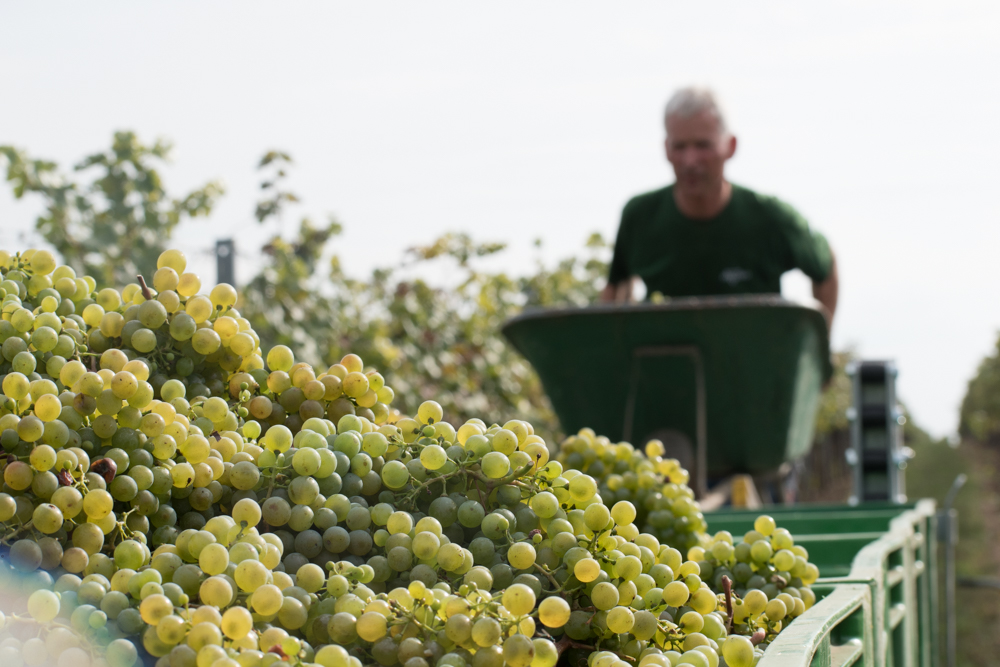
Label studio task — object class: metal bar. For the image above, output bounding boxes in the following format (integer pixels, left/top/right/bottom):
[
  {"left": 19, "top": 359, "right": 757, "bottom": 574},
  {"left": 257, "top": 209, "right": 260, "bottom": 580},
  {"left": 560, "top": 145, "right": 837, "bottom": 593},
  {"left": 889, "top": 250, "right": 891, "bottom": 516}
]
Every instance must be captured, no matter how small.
[
  {"left": 216, "top": 239, "right": 235, "bottom": 285},
  {"left": 938, "top": 474, "right": 966, "bottom": 667},
  {"left": 693, "top": 350, "right": 708, "bottom": 499},
  {"left": 829, "top": 641, "right": 865, "bottom": 667},
  {"left": 888, "top": 603, "right": 907, "bottom": 630},
  {"left": 957, "top": 576, "right": 1000, "bottom": 590}
]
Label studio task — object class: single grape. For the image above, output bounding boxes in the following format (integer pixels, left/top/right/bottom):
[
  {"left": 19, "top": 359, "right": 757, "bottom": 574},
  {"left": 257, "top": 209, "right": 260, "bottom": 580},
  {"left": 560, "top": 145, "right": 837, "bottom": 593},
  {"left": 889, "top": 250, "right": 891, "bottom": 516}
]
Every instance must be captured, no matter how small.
[{"left": 27, "top": 589, "right": 60, "bottom": 622}]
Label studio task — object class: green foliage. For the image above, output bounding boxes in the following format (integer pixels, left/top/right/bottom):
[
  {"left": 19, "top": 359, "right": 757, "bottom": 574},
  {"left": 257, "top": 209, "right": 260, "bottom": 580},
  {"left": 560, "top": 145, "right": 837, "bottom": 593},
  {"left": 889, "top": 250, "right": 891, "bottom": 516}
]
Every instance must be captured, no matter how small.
[
  {"left": 0, "top": 131, "right": 223, "bottom": 287},
  {"left": 238, "top": 153, "right": 608, "bottom": 439},
  {"left": 813, "top": 351, "right": 852, "bottom": 437},
  {"left": 959, "top": 334, "right": 1000, "bottom": 442}
]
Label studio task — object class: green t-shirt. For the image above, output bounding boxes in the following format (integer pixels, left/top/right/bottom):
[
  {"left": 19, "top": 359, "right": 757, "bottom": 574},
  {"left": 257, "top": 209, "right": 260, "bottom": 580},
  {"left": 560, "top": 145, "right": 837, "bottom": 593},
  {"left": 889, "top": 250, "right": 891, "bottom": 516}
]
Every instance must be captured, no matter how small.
[{"left": 608, "top": 184, "right": 832, "bottom": 297}]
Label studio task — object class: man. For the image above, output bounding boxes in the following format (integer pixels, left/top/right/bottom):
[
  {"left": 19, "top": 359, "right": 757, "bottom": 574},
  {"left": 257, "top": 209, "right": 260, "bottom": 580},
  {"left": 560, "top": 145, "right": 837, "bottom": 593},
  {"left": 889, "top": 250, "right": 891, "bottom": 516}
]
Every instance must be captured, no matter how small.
[{"left": 601, "top": 87, "right": 838, "bottom": 329}]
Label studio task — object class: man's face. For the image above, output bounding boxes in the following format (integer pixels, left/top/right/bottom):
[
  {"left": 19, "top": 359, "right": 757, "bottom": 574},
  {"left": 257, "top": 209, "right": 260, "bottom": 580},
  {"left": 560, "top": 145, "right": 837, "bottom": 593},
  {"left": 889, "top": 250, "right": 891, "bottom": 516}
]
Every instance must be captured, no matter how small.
[{"left": 665, "top": 110, "right": 736, "bottom": 196}]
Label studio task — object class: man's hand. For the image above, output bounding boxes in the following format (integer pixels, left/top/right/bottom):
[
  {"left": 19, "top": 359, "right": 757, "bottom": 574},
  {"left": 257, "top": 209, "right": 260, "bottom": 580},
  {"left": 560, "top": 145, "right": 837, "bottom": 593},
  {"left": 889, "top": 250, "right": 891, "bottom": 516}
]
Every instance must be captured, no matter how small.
[
  {"left": 599, "top": 279, "right": 636, "bottom": 304},
  {"left": 812, "top": 251, "right": 839, "bottom": 332}
]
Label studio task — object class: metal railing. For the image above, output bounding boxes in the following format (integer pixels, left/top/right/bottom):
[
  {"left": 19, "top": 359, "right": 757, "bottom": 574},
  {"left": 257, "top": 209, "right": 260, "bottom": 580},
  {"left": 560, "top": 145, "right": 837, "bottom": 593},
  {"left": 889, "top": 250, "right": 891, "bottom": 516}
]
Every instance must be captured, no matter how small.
[{"left": 756, "top": 501, "right": 939, "bottom": 667}]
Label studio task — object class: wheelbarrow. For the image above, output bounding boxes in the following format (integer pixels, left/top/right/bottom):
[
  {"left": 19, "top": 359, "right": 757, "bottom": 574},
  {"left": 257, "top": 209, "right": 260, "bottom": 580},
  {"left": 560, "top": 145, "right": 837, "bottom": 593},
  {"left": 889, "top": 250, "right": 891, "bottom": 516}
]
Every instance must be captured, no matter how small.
[{"left": 501, "top": 295, "right": 832, "bottom": 497}]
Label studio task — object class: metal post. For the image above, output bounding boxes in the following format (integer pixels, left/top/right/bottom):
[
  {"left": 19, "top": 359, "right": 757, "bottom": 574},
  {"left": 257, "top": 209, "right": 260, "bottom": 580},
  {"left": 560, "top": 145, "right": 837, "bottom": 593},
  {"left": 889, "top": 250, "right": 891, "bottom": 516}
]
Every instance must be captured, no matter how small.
[
  {"left": 937, "top": 474, "right": 966, "bottom": 667},
  {"left": 216, "top": 239, "right": 235, "bottom": 285}
]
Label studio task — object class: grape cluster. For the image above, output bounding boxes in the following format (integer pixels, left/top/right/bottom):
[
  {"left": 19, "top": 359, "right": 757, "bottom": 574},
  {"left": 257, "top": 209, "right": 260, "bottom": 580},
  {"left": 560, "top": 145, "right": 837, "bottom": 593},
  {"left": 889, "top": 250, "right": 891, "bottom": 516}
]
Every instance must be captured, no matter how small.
[
  {"left": 557, "top": 430, "right": 823, "bottom": 655},
  {"left": 0, "top": 247, "right": 820, "bottom": 667},
  {"left": 558, "top": 432, "right": 707, "bottom": 554}
]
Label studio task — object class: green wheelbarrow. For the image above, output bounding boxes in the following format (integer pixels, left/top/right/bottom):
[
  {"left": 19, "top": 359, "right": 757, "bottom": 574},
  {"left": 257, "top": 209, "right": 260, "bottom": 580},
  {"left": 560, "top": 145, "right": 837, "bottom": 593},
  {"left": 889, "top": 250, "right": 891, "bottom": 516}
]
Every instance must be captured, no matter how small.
[{"left": 501, "top": 295, "right": 832, "bottom": 496}]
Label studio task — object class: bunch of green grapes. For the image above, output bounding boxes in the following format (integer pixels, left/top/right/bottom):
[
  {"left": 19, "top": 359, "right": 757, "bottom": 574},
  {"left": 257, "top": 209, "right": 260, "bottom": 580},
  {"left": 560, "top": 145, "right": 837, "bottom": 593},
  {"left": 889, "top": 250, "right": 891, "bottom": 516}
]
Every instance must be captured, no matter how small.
[
  {"left": 0, "top": 583, "right": 139, "bottom": 667},
  {"left": 557, "top": 430, "right": 707, "bottom": 553},
  {"left": 0, "top": 246, "right": 820, "bottom": 667},
  {"left": 0, "top": 247, "right": 401, "bottom": 574},
  {"left": 690, "top": 515, "right": 820, "bottom": 637},
  {"left": 0, "top": 249, "right": 388, "bottom": 659}
]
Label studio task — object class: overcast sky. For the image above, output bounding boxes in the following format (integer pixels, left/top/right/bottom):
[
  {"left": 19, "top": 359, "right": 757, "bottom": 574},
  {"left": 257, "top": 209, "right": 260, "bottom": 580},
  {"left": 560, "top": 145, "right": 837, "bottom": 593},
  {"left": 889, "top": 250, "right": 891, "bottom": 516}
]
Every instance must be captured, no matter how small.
[{"left": 2, "top": 1, "right": 999, "bottom": 437}]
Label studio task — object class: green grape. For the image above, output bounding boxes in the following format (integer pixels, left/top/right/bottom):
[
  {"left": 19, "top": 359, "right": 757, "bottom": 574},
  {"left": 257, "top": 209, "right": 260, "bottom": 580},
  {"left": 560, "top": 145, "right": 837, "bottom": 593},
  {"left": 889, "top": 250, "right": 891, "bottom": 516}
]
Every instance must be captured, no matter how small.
[
  {"left": 472, "top": 617, "right": 502, "bottom": 647},
  {"left": 420, "top": 444, "right": 447, "bottom": 471},
  {"left": 481, "top": 452, "right": 510, "bottom": 479},
  {"left": 12, "top": 350, "right": 37, "bottom": 374},
  {"left": 750, "top": 541, "right": 773, "bottom": 563},
  {"left": 765, "top": 598, "right": 788, "bottom": 621},
  {"left": 199, "top": 543, "right": 230, "bottom": 575},
  {"left": 342, "top": 371, "right": 369, "bottom": 399},
  {"left": 262, "top": 497, "right": 291, "bottom": 526},
  {"left": 83, "top": 489, "right": 114, "bottom": 519},
  {"left": 221, "top": 606, "right": 253, "bottom": 640},
  {"left": 34, "top": 395, "right": 62, "bottom": 422},
  {"left": 250, "top": 583, "right": 283, "bottom": 615},
  {"left": 200, "top": 576, "right": 234, "bottom": 607},
  {"left": 230, "top": 460, "right": 261, "bottom": 490},
  {"left": 412, "top": 531, "right": 441, "bottom": 560},
  {"left": 591, "top": 581, "right": 620, "bottom": 610},
  {"left": 611, "top": 500, "right": 638, "bottom": 525},
  {"left": 72, "top": 522, "right": 105, "bottom": 554},
  {"left": 235, "top": 559, "right": 269, "bottom": 592},
  {"left": 1, "top": 371, "right": 30, "bottom": 400},
  {"left": 532, "top": 639, "right": 559, "bottom": 667},
  {"left": 416, "top": 400, "right": 443, "bottom": 424},
  {"left": 574, "top": 558, "right": 601, "bottom": 583},
  {"left": 315, "top": 645, "right": 350, "bottom": 667},
  {"left": 0, "top": 493, "right": 17, "bottom": 521},
  {"left": 263, "top": 424, "right": 293, "bottom": 452},
  {"left": 357, "top": 611, "right": 388, "bottom": 641},
  {"left": 458, "top": 500, "right": 486, "bottom": 527},
  {"left": 232, "top": 498, "right": 262, "bottom": 528},
  {"left": 502, "top": 635, "right": 535, "bottom": 667},
  {"left": 754, "top": 515, "right": 776, "bottom": 536},
  {"left": 114, "top": 539, "right": 147, "bottom": 570},
  {"left": 381, "top": 460, "right": 410, "bottom": 489},
  {"left": 569, "top": 474, "right": 597, "bottom": 502},
  {"left": 27, "top": 589, "right": 60, "bottom": 622},
  {"left": 721, "top": 636, "right": 755, "bottom": 667},
  {"left": 291, "top": 562, "right": 322, "bottom": 593},
  {"left": 507, "top": 542, "right": 536, "bottom": 570},
  {"left": 138, "top": 593, "right": 173, "bottom": 625},
  {"left": 679, "top": 610, "right": 704, "bottom": 634},
  {"left": 292, "top": 447, "right": 322, "bottom": 476},
  {"left": 32, "top": 503, "right": 64, "bottom": 534}
]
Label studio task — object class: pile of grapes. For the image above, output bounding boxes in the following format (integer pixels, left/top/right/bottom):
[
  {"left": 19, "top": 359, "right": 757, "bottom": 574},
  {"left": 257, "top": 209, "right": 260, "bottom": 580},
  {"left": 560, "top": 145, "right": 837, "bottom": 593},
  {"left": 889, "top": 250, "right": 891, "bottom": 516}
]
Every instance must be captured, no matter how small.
[{"left": 0, "top": 248, "right": 821, "bottom": 667}]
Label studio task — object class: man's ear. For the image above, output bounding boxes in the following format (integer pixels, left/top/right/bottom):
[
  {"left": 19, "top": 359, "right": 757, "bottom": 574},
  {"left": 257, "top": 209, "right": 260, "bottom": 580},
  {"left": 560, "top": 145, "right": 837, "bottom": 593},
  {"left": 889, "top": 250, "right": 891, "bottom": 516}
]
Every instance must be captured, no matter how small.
[{"left": 726, "top": 134, "right": 737, "bottom": 160}]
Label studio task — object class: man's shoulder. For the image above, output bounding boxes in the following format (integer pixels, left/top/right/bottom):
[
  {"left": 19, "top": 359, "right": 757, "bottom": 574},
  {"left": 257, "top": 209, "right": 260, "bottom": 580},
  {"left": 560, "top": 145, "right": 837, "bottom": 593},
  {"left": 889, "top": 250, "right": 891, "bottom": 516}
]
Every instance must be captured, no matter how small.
[
  {"left": 621, "top": 185, "right": 672, "bottom": 225},
  {"left": 625, "top": 184, "right": 672, "bottom": 210},
  {"left": 731, "top": 184, "right": 805, "bottom": 226}
]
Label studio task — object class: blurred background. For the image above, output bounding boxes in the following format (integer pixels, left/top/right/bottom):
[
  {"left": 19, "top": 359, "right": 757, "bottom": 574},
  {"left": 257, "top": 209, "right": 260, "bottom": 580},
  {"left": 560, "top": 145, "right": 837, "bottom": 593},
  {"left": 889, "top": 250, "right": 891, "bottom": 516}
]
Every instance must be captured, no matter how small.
[{"left": 2, "top": 3, "right": 1000, "bottom": 663}]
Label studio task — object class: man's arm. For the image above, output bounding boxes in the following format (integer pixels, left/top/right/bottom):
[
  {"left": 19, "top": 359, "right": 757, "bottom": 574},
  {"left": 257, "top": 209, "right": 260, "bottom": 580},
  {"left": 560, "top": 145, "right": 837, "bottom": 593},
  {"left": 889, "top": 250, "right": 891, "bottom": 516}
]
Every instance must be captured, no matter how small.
[
  {"left": 600, "top": 278, "right": 636, "bottom": 303},
  {"left": 812, "top": 250, "right": 838, "bottom": 331}
]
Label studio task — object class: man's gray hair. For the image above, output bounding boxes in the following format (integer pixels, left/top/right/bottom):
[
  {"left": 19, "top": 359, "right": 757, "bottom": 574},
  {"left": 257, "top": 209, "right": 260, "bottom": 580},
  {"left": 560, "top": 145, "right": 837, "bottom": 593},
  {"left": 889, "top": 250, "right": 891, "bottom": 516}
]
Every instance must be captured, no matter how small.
[{"left": 664, "top": 87, "right": 729, "bottom": 134}]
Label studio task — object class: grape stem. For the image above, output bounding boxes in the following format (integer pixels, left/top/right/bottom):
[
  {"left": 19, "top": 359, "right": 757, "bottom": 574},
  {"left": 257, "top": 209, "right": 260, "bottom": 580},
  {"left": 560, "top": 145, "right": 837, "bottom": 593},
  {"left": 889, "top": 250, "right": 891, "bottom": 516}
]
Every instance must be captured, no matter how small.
[
  {"left": 137, "top": 274, "right": 153, "bottom": 301},
  {"left": 554, "top": 635, "right": 595, "bottom": 656},
  {"left": 398, "top": 466, "right": 468, "bottom": 508},
  {"left": 722, "top": 574, "right": 734, "bottom": 632},
  {"left": 532, "top": 563, "right": 562, "bottom": 592},
  {"left": 1, "top": 520, "right": 35, "bottom": 545}
]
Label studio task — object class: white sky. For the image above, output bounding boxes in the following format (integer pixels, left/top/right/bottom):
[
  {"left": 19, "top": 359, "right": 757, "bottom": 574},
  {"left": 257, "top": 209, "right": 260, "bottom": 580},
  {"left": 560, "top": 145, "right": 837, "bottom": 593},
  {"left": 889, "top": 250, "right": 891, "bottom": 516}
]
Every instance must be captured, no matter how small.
[{"left": 2, "top": 1, "right": 999, "bottom": 437}]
